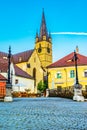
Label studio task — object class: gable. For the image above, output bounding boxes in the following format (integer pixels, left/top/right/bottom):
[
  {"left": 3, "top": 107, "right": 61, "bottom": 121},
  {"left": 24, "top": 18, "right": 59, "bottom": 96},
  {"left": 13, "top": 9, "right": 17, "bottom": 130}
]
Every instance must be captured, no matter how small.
[{"left": 28, "top": 49, "right": 41, "bottom": 66}]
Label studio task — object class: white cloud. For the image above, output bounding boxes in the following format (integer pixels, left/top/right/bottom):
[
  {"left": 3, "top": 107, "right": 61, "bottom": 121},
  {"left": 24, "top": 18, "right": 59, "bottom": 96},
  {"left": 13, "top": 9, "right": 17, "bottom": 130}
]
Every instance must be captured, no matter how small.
[{"left": 51, "top": 32, "right": 87, "bottom": 35}]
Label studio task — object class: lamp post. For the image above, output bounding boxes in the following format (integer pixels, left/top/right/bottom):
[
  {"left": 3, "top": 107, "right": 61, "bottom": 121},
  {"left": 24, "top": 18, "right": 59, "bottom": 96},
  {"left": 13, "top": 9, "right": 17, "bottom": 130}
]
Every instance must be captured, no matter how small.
[
  {"left": 73, "top": 50, "right": 84, "bottom": 101},
  {"left": 7, "top": 46, "right": 11, "bottom": 85},
  {"left": 4, "top": 46, "right": 13, "bottom": 102},
  {"left": 74, "top": 51, "right": 82, "bottom": 88},
  {"left": 74, "top": 51, "right": 79, "bottom": 84},
  {"left": 46, "top": 70, "right": 50, "bottom": 97}
]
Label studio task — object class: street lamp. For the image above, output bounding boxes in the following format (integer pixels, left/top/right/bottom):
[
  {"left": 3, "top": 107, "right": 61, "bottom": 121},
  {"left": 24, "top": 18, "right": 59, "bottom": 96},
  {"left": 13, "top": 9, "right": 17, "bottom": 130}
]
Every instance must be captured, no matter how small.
[
  {"left": 73, "top": 51, "right": 82, "bottom": 89},
  {"left": 73, "top": 50, "right": 84, "bottom": 101},
  {"left": 4, "top": 46, "right": 13, "bottom": 102},
  {"left": 7, "top": 46, "right": 11, "bottom": 85}
]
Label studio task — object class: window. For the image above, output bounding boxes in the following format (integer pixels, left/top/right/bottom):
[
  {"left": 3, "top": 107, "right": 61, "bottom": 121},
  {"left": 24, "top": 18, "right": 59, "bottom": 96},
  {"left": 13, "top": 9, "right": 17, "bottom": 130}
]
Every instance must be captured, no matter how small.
[
  {"left": 57, "top": 72, "right": 62, "bottom": 78},
  {"left": 27, "top": 63, "right": 30, "bottom": 68},
  {"left": 19, "top": 57, "right": 22, "bottom": 62},
  {"left": 15, "top": 79, "right": 18, "bottom": 84},
  {"left": 47, "top": 44, "right": 50, "bottom": 53},
  {"left": 84, "top": 70, "right": 87, "bottom": 77},
  {"left": 33, "top": 68, "right": 36, "bottom": 86},
  {"left": 47, "top": 47, "right": 50, "bottom": 53},
  {"left": 38, "top": 44, "right": 42, "bottom": 53},
  {"left": 38, "top": 48, "right": 42, "bottom": 53},
  {"left": 70, "top": 70, "right": 75, "bottom": 78}
]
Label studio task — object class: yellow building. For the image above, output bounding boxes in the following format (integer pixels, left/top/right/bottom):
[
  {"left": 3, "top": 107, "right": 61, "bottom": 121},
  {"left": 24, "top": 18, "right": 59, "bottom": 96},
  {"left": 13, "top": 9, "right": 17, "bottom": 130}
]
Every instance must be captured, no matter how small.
[
  {"left": 47, "top": 50, "right": 87, "bottom": 92},
  {"left": 13, "top": 10, "right": 52, "bottom": 93}
]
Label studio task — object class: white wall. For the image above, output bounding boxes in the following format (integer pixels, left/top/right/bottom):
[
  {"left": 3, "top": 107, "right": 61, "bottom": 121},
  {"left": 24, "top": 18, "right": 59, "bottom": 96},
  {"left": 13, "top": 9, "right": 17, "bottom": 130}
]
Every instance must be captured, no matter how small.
[
  {"left": 13, "top": 76, "right": 34, "bottom": 93},
  {"left": 1, "top": 62, "right": 34, "bottom": 93}
]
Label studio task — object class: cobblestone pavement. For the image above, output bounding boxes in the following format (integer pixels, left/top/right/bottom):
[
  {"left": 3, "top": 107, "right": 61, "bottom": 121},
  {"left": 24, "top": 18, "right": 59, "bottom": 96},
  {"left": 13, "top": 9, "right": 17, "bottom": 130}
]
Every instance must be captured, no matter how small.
[{"left": 0, "top": 98, "right": 87, "bottom": 130}]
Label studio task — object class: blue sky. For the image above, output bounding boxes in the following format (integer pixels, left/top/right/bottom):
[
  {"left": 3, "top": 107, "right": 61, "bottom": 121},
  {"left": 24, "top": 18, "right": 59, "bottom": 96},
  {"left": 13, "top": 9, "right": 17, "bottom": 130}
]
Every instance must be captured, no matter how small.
[{"left": 0, "top": 0, "right": 87, "bottom": 61}]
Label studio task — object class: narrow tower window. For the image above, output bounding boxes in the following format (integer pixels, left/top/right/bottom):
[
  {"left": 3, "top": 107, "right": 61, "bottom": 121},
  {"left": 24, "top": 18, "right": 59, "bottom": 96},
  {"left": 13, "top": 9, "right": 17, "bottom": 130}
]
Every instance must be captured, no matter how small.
[
  {"left": 38, "top": 44, "right": 42, "bottom": 53},
  {"left": 47, "top": 44, "right": 50, "bottom": 53}
]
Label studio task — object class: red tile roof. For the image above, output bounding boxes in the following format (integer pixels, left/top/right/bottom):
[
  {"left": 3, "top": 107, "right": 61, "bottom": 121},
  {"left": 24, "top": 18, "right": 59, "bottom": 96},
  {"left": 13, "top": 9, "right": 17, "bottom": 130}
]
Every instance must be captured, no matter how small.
[
  {"left": 13, "top": 50, "right": 34, "bottom": 64},
  {"left": 0, "top": 52, "right": 33, "bottom": 79},
  {"left": 48, "top": 52, "right": 87, "bottom": 68},
  {"left": 0, "top": 51, "right": 8, "bottom": 58},
  {"left": 0, "top": 62, "right": 8, "bottom": 72},
  {"left": 0, "top": 74, "right": 7, "bottom": 80},
  {"left": 14, "top": 65, "right": 33, "bottom": 79}
]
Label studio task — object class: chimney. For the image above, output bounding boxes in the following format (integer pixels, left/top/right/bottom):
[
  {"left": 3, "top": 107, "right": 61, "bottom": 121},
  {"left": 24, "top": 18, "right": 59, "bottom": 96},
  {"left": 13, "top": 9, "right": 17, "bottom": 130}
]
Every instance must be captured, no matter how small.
[{"left": 76, "top": 46, "right": 79, "bottom": 53}]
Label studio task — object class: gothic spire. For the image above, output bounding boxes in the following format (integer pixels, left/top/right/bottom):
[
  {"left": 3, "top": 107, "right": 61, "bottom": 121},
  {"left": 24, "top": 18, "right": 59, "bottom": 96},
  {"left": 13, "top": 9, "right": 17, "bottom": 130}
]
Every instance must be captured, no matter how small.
[{"left": 40, "top": 9, "right": 48, "bottom": 39}]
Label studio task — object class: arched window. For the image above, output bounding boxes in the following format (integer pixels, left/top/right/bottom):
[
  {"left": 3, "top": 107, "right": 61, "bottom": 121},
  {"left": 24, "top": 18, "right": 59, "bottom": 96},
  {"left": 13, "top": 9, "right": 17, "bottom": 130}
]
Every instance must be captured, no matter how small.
[
  {"left": 38, "top": 44, "right": 42, "bottom": 53},
  {"left": 47, "top": 44, "right": 50, "bottom": 53},
  {"left": 33, "top": 68, "right": 36, "bottom": 86}
]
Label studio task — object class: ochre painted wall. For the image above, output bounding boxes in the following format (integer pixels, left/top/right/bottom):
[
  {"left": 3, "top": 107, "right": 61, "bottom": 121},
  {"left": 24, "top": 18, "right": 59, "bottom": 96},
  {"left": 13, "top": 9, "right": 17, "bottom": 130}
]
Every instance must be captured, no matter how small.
[
  {"left": 27, "top": 50, "right": 43, "bottom": 93},
  {"left": 35, "top": 40, "right": 52, "bottom": 68},
  {"left": 16, "top": 62, "right": 27, "bottom": 72},
  {"left": 48, "top": 66, "right": 87, "bottom": 91},
  {"left": 15, "top": 50, "right": 44, "bottom": 93}
]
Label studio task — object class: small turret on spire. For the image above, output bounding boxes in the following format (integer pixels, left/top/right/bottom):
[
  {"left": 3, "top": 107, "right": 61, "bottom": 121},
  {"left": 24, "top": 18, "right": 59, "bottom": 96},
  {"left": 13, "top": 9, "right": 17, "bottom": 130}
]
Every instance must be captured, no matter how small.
[
  {"left": 48, "top": 31, "right": 52, "bottom": 43},
  {"left": 35, "top": 31, "right": 39, "bottom": 43}
]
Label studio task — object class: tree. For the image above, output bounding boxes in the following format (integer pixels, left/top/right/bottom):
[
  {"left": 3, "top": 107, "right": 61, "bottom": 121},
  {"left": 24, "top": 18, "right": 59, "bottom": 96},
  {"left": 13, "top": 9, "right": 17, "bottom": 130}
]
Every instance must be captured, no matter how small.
[{"left": 37, "top": 80, "right": 48, "bottom": 93}]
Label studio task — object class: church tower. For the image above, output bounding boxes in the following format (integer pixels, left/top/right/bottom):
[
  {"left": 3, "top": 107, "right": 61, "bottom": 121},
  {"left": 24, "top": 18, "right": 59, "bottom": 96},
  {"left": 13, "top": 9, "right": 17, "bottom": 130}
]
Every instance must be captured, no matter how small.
[{"left": 35, "top": 10, "right": 52, "bottom": 68}]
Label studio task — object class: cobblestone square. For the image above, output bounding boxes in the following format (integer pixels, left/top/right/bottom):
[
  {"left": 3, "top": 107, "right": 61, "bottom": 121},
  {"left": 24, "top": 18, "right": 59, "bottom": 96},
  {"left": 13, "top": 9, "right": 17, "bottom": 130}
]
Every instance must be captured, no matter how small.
[{"left": 0, "top": 98, "right": 87, "bottom": 130}]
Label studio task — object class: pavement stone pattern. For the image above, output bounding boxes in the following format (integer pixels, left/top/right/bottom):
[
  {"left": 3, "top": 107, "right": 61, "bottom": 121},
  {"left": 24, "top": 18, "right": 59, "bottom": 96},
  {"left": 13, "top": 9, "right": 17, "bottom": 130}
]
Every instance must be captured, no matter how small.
[{"left": 0, "top": 98, "right": 87, "bottom": 130}]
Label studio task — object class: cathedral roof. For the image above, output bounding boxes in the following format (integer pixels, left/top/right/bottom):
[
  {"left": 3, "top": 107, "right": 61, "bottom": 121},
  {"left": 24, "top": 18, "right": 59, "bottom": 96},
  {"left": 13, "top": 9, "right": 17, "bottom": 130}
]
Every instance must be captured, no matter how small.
[
  {"left": 47, "top": 52, "right": 87, "bottom": 68},
  {"left": 13, "top": 49, "right": 34, "bottom": 64}
]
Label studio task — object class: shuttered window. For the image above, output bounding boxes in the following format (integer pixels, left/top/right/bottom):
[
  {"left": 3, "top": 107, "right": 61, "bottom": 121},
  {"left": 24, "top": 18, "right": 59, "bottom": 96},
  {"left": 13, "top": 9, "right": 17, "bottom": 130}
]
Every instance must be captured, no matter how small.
[{"left": 70, "top": 70, "right": 75, "bottom": 78}]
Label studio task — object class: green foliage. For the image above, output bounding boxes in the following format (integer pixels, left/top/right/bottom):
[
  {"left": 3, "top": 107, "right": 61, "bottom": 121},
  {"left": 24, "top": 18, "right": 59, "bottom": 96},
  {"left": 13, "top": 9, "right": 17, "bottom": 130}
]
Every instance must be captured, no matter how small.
[{"left": 37, "top": 80, "right": 48, "bottom": 93}]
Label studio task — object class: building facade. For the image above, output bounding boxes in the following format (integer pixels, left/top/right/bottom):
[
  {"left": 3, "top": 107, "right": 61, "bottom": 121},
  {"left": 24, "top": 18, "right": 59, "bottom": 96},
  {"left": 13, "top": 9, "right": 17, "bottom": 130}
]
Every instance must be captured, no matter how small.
[
  {"left": 47, "top": 51, "right": 87, "bottom": 92},
  {"left": 0, "top": 52, "right": 34, "bottom": 93}
]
